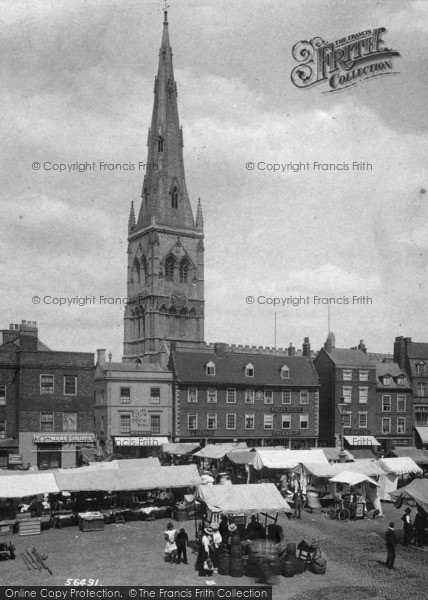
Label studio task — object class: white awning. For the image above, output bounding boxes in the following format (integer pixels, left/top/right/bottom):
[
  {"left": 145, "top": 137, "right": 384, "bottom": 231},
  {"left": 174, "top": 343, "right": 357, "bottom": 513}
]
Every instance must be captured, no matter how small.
[
  {"left": 344, "top": 435, "right": 381, "bottom": 446},
  {"left": 415, "top": 427, "right": 428, "bottom": 444},
  {"left": 114, "top": 436, "right": 169, "bottom": 446}
]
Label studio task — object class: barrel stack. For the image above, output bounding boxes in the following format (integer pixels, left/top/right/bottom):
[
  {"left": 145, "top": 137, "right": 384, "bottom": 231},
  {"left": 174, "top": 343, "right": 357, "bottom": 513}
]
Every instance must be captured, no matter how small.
[{"left": 229, "top": 529, "right": 244, "bottom": 577}]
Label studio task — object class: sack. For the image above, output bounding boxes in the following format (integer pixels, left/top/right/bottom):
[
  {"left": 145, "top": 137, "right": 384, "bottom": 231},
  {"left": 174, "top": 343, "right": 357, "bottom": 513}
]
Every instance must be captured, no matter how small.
[{"left": 203, "top": 559, "right": 213, "bottom": 571}]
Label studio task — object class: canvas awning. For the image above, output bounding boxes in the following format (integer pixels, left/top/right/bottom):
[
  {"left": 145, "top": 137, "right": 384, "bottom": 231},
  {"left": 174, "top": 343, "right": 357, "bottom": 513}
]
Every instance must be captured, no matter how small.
[
  {"left": 302, "top": 459, "right": 384, "bottom": 479},
  {"left": 389, "top": 479, "right": 428, "bottom": 513},
  {"left": 322, "top": 448, "right": 354, "bottom": 462},
  {"left": 226, "top": 451, "right": 256, "bottom": 465},
  {"left": 0, "top": 472, "right": 60, "bottom": 498},
  {"left": 376, "top": 457, "right": 422, "bottom": 476},
  {"left": 162, "top": 443, "right": 200, "bottom": 456},
  {"left": 415, "top": 427, "right": 428, "bottom": 444},
  {"left": 253, "top": 449, "right": 329, "bottom": 470},
  {"left": 329, "top": 471, "right": 380, "bottom": 487},
  {"left": 387, "top": 447, "right": 428, "bottom": 465},
  {"left": 194, "top": 444, "right": 246, "bottom": 460},
  {"left": 344, "top": 435, "right": 381, "bottom": 446},
  {"left": 198, "top": 483, "right": 291, "bottom": 514},
  {"left": 348, "top": 449, "right": 377, "bottom": 460}
]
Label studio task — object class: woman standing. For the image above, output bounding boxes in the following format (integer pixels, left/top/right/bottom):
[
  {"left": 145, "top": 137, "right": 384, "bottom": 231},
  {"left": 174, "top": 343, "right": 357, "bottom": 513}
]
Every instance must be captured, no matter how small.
[
  {"left": 195, "top": 526, "right": 213, "bottom": 576},
  {"left": 164, "top": 522, "right": 178, "bottom": 563},
  {"left": 413, "top": 506, "right": 427, "bottom": 548}
]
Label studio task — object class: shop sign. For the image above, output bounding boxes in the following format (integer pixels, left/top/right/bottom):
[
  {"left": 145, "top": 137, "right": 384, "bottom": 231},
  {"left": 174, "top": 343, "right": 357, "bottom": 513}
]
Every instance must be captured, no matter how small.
[
  {"left": 131, "top": 409, "right": 150, "bottom": 431},
  {"left": 270, "top": 407, "right": 303, "bottom": 413},
  {"left": 272, "top": 431, "right": 300, "bottom": 436},
  {"left": 189, "top": 430, "right": 214, "bottom": 436},
  {"left": 33, "top": 434, "right": 95, "bottom": 444},
  {"left": 114, "top": 436, "right": 168, "bottom": 446},
  {"left": 8, "top": 454, "right": 22, "bottom": 464},
  {"left": 346, "top": 429, "right": 371, "bottom": 435}
]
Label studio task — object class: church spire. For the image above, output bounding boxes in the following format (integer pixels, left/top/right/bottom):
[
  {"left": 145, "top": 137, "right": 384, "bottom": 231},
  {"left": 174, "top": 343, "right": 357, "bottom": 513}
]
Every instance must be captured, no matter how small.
[
  {"left": 128, "top": 201, "right": 136, "bottom": 233},
  {"left": 196, "top": 197, "right": 204, "bottom": 230},
  {"left": 136, "top": 11, "right": 195, "bottom": 231}
]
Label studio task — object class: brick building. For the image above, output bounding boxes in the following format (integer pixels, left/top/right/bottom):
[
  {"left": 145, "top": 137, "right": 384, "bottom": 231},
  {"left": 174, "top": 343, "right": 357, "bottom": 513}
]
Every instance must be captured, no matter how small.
[
  {"left": 0, "top": 321, "right": 94, "bottom": 469},
  {"left": 394, "top": 336, "right": 428, "bottom": 447},
  {"left": 171, "top": 341, "right": 320, "bottom": 448},
  {"left": 374, "top": 361, "right": 413, "bottom": 453},
  {"left": 314, "top": 333, "right": 379, "bottom": 451},
  {"left": 94, "top": 349, "right": 172, "bottom": 458}
]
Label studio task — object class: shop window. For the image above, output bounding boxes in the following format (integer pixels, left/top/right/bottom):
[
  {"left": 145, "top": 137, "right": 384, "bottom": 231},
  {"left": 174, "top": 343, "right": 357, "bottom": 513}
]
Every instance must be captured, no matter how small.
[
  {"left": 0, "top": 453, "right": 7, "bottom": 468},
  {"left": 37, "top": 444, "right": 61, "bottom": 469}
]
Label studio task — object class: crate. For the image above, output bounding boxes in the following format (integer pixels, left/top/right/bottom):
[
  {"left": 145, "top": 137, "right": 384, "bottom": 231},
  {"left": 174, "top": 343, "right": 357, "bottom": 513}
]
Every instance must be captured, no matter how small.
[
  {"left": 79, "top": 517, "right": 104, "bottom": 532},
  {"left": 0, "top": 521, "right": 15, "bottom": 536},
  {"left": 19, "top": 518, "right": 41, "bottom": 536}
]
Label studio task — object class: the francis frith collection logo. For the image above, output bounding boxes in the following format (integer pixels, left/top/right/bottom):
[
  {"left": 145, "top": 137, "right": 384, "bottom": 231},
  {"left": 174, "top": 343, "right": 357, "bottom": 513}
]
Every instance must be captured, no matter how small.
[{"left": 291, "top": 27, "right": 400, "bottom": 92}]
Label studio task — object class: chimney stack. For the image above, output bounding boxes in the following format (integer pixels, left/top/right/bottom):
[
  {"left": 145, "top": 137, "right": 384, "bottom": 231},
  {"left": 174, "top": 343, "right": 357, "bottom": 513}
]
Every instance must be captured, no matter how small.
[
  {"left": 288, "top": 343, "right": 296, "bottom": 357},
  {"left": 303, "top": 337, "right": 311, "bottom": 357},
  {"left": 358, "top": 339, "right": 367, "bottom": 354},
  {"left": 96, "top": 349, "right": 106, "bottom": 366},
  {"left": 214, "top": 343, "right": 227, "bottom": 357}
]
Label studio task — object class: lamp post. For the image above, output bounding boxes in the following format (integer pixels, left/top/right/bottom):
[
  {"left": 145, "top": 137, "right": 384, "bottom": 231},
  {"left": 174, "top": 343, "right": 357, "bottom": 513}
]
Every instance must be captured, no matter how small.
[{"left": 336, "top": 400, "right": 350, "bottom": 463}]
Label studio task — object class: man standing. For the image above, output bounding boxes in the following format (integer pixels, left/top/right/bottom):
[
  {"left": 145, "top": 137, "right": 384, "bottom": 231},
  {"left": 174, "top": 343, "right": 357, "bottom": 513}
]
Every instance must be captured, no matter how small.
[
  {"left": 385, "top": 522, "right": 397, "bottom": 570},
  {"left": 293, "top": 488, "right": 303, "bottom": 519},
  {"left": 402, "top": 508, "right": 413, "bottom": 546}
]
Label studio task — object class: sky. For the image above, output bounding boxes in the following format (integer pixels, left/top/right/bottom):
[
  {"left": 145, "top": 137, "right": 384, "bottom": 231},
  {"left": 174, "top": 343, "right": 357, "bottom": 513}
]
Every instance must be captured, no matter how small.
[{"left": 1, "top": 0, "right": 427, "bottom": 360}]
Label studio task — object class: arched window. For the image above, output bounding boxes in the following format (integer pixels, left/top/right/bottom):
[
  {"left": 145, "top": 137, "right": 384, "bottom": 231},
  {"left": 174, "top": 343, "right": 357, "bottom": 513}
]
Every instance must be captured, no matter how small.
[
  {"left": 165, "top": 256, "right": 175, "bottom": 282},
  {"left": 132, "top": 257, "right": 140, "bottom": 284},
  {"left": 141, "top": 255, "right": 148, "bottom": 280},
  {"left": 179, "top": 259, "right": 189, "bottom": 283},
  {"left": 158, "top": 136, "right": 164, "bottom": 153},
  {"left": 171, "top": 187, "right": 179, "bottom": 209}
]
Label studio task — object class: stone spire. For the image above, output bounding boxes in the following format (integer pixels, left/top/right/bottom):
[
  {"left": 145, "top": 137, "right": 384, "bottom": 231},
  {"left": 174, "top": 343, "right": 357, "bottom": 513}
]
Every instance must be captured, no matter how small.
[
  {"left": 128, "top": 201, "right": 136, "bottom": 233},
  {"left": 136, "top": 11, "right": 195, "bottom": 231},
  {"left": 195, "top": 197, "right": 204, "bottom": 230}
]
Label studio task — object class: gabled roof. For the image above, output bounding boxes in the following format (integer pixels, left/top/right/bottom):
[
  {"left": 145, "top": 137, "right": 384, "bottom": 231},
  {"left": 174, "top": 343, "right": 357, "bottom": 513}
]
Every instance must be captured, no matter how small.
[
  {"left": 172, "top": 350, "right": 319, "bottom": 387},
  {"left": 374, "top": 362, "right": 411, "bottom": 389},
  {"left": 323, "top": 348, "right": 374, "bottom": 367}
]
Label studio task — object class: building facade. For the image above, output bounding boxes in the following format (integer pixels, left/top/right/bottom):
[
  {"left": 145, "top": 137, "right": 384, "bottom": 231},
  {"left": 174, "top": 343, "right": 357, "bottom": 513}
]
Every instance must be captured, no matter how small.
[
  {"left": 123, "top": 11, "right": 205, "bottom": 363},
  {"left": 94, "top": 349, "right": 173, "bottom": 458},
  {"left": 314, "top": 334, "right": 378, "bottom": 450},
  {"left": 394, "top": 336, "right": 428, "bottom": 447},
  {"left": 171, "top": 341, "right": 320, "bottom": 448},
  {"left": 0, "top": 321, "right": 94, "bottom": 469},
  {"left": 374, "top": 360, "right": 413, "bottom": 453}
]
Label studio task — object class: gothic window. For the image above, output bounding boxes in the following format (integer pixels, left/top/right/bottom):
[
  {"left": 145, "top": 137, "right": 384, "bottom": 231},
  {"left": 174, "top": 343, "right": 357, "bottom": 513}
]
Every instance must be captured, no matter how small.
[
  {"left": 132, "top": 257, "right": 140, "bottom": 284},
  {"left": 158, "top": 136, "right": 164, "bottom": 153},
  {"left": 165, "top": 256, "right": 175, "bottom": 282},
  {"left": 179, "top": 259, "right": 189, "bottom": 283},
  {"left": 141, "top": 255, "right": 148, "bottom": 280},
  {"left": 168, "top": 307, "right": 177, "bottom": 336},
  {"left": 171, "top": 187, "right": 179, "bottom": 209}
]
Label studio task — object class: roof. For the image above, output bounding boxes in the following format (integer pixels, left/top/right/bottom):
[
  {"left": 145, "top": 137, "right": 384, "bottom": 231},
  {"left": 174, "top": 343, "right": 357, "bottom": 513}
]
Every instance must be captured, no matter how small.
[
  {"left": 198, "top": 483, "right": 291, "bottom": 514},
  {"left": 324, "top": 348, "right": 374, "bottom": 367},
  {"left": 0, "top": 472, "right": 60, "bottom": 498},
  {"left": 406, "top": 342, "right": 428, "bottom": 359},
  {"left": 374, "top": 362, "right": 411, "bottom": 389},
  {"left": 253, "top": 448, "right": 329, "bottom": 470},
  {"left": 226, "top": 451, "right": 256, "bottom": 465},
  {"left": 387, "top": 447, "right": 428, "bottom": 465},
  {"left": 376, "top": 457, "right": 423, "bottom": 476},
  {"left": 344, "top": 435, "right": 381, "bottom": 447},
  {"left": 322, "top": 448, "right": 354, "bottom": 462},
  {"left": 389, "top": 479, "right": 428, "bottom": 513},
  {"left": 302, "top": 459, "right": 384, "bottom": 478},
  {"left": 415, "top": 427, "right": 428, "bottom": 445},
  {"left": 329, "top": 471, "right": 380, "bottom": 487},
  {"left": 172, "top": 350, "right": 319, "bottom": 387},
  {"left": 97, "top": 361, "right": 167, "bottom": 373},
  {"left": 349, "top": 449, "right": 378, "bottom": 460},
  {"left": 194, "top": 443, "right": 247, "bottom": 460}
]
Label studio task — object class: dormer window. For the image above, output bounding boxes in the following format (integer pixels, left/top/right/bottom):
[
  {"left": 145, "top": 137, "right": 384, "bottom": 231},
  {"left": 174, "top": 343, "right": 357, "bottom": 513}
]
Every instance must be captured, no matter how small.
[
  {"left": 206, "top": 361, "right": 215, "bottom": 376},
  {"left": 171, "top": 187, "right": 179, "bottom": 209},
  {"left": 396, "top": 376, "right": 405, "bottom": 386},
  {"left": 158, "top": 136, "right": 164, "bottom": 153},
  {"left": 417, "top": 362, "right": 426, "bottom": 374},
  {"left": 280, "top": 365, "right": 290, "bottom": 379},
  {"left": 383, "top": 376, "right": 392, "bottom": 386},
  {"left": 245, "top": 363, "right": 254, "bottom": 377}
]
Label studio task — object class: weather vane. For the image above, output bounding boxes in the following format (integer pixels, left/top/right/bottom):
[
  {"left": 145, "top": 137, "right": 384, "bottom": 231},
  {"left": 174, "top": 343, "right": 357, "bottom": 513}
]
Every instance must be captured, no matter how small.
[{"left": 162, "top": 0, "right": 170, "bottom": 11}]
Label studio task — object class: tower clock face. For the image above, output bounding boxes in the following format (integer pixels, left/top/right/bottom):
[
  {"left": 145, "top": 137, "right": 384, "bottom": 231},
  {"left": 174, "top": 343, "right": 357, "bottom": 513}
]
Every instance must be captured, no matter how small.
[{"left": 170, "top": 290, "right": 187, "bottom": 308}]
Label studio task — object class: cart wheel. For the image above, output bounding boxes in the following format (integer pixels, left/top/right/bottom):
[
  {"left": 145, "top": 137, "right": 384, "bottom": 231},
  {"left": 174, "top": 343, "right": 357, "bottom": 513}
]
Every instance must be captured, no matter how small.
[
  {"left": 339, "top": 508, "right": 350, "bottom": 521},
  {"left": 326, "top": 507, "right": 336, "bottom": 519}
]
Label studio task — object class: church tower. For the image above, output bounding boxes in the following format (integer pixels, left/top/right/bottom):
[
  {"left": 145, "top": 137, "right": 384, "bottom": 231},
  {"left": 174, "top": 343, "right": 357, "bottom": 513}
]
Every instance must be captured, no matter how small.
[{"left": 123, "top": 11, "right": 205, "bottom": 363}]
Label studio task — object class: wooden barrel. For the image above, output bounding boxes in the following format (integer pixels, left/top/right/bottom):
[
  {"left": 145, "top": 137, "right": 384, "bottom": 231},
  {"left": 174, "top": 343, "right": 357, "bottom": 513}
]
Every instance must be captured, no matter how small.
[
  {"left": 245, "top": 556, "right": 260, "bottom": 577},
  {"left": 248, "top": 540, "right": 279, "bottom": 558},
  {"left": 230, "top": 556, "right": 244, "bottom": 578},
  {"left": 230, "top": 543, "right": 242, "bottom": 557},
  {"left": 173, "top": 506, "right": 187, "bottom": 522},
  {"left": 293, "top": 558, "right": 306, "bottom": 574},
  {"left": 260, "top": 557, "right": 282, "bottom": 577},
  {"left": 285, "top": 543, "right": 296, "bottom": 556},
  {"left": 282, "top": 556, "right": 295, "bottom": 577},
  {"left": 218, "top": 553, "right": 230, "bottom": 575},
  {"left": 230, "top": 531, "right": 241, "bottom": 545}
]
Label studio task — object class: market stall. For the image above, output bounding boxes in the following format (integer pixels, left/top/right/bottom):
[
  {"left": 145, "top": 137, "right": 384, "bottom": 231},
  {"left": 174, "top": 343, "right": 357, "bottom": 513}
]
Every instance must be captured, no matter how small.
[
  {"left": 376, "top": 457, "right": 423, "bottom": 500},
  {"left": 389, "top": 478, "right": 428, "bottom": 513},
  {"left": 329, "top": 470, "right": 381, "bottom": 518}
]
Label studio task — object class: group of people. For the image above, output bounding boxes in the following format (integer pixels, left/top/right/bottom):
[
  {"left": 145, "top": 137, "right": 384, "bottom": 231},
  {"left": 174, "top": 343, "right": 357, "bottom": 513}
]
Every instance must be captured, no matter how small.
[
  {"left": 385, "top": 505, "right": 428, "bottom": 570},
  {"left": 164, "top": 522, "right": 190, "bottom": 564}
]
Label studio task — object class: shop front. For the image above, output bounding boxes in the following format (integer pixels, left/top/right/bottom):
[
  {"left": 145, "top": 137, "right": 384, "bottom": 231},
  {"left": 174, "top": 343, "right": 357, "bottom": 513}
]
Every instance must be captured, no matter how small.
[
  {"left": 0, "top": 438, "right": 19, "bottom": 470},
  {"left": 20, "top": 432, "right": 96, "bottom": 469}
]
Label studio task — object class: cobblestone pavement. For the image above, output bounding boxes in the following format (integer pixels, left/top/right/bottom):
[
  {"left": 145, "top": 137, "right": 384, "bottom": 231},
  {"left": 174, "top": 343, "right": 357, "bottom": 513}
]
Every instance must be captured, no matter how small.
[{"left": 282, "top": 503, "right": 428, "bottom": 600}]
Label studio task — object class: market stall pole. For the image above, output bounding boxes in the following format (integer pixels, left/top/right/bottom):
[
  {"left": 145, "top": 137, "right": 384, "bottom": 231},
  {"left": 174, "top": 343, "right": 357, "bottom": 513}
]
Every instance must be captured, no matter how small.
[{"left": 336, "top": 401, "right": 351, "bottom": 463}]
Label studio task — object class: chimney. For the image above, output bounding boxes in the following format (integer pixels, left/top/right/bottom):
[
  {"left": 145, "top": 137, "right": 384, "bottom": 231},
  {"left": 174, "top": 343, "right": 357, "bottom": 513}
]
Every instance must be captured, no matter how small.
[
  {"left": 324, "top": 331, "right": 335, "bottom": 353},
  {"left": 302, "top": 337, "right": 311, "bottom": 358},
  {"left": 96, "top": 349, "right": 106, "bottom": 366},
  {"left": 358, "top": 339, "right": 367, "bottom": 354},
  {"left": 214, "top": 342, "right": 227, "bottom": 357},
  {"left": 393, "top": 336, "right": 410, "bottom": 370},
  {"left": 288, "top": 343, "right": 296, "bottom": 357}
]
